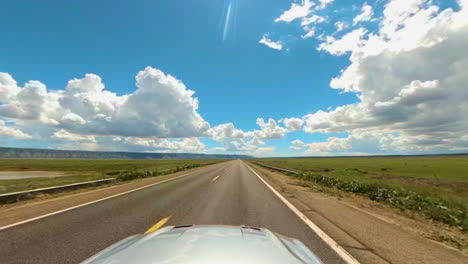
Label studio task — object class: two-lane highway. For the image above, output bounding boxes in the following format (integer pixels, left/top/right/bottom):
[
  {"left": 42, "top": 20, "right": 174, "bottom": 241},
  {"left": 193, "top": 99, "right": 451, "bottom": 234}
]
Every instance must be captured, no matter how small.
[{"left": 0, "top": 160, "right": 346, "bottom": 263}]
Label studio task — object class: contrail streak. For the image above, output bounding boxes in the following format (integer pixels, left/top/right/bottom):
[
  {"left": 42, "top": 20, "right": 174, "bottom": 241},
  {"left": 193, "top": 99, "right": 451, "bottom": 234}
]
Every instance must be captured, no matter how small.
[{"left": 222, "top": 1, "right": 233, "bottom": 42}]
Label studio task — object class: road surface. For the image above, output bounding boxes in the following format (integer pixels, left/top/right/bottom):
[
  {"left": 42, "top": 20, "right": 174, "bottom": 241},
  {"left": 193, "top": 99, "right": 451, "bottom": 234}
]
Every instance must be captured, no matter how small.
[{"left": 0, "top": 160, "right": 345, "bottom": 263}]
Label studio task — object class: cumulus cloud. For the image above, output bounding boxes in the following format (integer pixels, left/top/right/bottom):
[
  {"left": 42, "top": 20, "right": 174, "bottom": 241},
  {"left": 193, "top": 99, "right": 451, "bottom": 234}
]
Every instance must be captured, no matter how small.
[
  {"left": 300, "top": 14, "right": 326, "bottom": 39},
  {"left": 280, "top": 117, "right": 304, "bottom": 131},
  {"left": 209, "top": 123, "right": 253, "bottom": 141},
  {"left": 381, "top": 0, "right": 426, "bottom": 36},
  {"left": 0, "top": 67, "right": 210, "bottom": 139},
  {"left": 0, "top": 74, "right": 50, "bottom": 121},
  {"left": 52, "top": 129, "right": 96, "bottom": 142},
  {"left": 318, "top": 28, "right": 368, "bottom": 55},
  {"left": 301, "top": 14, "right": 326, "bottom": 26},
  {"left": 302, "top": 28, "right": 316, "bottom": 39},
  {"left": 271, "top": 1, "right": 331, "bottom": 42},
  {"left": 254, "top": 118, "right": 288, "bottom": 139},
  {"left": 304, "top": 132, "right": 393, "bottom": 155},
  {"left": 317, "top": 0, "right": 334, "bottom": 10},
  {"left": 115, "top": 137, "right": 207, "bottom": 153},
  {"left": 61, "top": 113, "right": 87, "bottom": 125},
  {"left": 56, "top": 136, "right": 208, "bottom": 153},
  {"left": 208, "top": 118, "right": 287, "bottom": 152},
  {"left": 303, "top": 0, "right": 468, "bottom": 153},
  {"left": 334, "top": 21, "right": 348, "bottom": 33},
  {"left": 254, "top": 147, "right": 276, "bottom": 156},
  {"left": 275, "top": 0, "right": 315, "bottom": 23},
  {"left": 209, "top": 118, "right": 288, "bottom": 142},
  {"left": 259, "top": 36, "right": 283, "bottom": 50},
  {"left": 208, "top": 137, "right": 261, "bottom": 153},
  {"left": 0, "top": 67, "right": 254, "bottom": 153},
  {"left": 353, "top": 3, "right": 374, "bottom": 25},
  {"left": 302, "top": 130, "right": 457, "bottom": 156},
  {"left": 0, "top": 120, "right": 31, "bottom": 139},
  {"left": 112, "top": 67, "right": 209, "bottom": 137},
  {"left": 290, "top": 139, "right": 306, "bottom": 150}
]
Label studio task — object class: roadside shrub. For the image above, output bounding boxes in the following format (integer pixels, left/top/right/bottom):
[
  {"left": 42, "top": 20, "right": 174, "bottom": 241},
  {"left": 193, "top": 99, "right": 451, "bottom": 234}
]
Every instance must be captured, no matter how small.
[
  {"left": 115, "top": 163, "right": 214, "bottom": 182},
  {"left": 116, "top": 169, "right": 159, "bottom": 181},
  {"left": 297, "top": 172, "right": 468, "bottom": 231}
]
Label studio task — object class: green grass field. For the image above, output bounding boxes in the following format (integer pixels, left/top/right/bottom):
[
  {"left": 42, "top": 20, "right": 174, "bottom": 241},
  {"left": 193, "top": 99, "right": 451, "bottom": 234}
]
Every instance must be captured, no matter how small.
[
  {"left": 254, "top": 156, "right": 468, "bottom": 230},
  {"left": 0, "top": 159, "right": 222, "bottom": 194}
]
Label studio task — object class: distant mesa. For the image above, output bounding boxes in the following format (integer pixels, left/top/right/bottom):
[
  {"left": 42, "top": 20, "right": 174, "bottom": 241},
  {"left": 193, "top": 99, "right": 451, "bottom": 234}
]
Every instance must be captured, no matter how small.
[{"left": 0, "top": 147, "right": 253, "bottom": 160}]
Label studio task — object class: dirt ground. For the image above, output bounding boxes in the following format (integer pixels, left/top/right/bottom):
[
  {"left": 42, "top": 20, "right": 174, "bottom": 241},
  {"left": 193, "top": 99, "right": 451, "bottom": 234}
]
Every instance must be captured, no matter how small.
[{"left": 0, "top": 171, "right": 66, "bottom": 180}]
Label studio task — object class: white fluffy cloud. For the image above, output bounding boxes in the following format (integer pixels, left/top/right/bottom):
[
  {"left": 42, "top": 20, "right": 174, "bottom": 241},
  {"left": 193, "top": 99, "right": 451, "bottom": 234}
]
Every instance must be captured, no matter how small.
[
  {"left": 114, "top": 137, "right": 207, "bottom": 153},
  {"left": 207, "top": 118, "right": 286, "bottom": 153},
  {"left": 318, "top": 28, "right": 368, "bottom": 55},
  {"left": 381, "top": 0, "right": 426, "bottom": 36},
  {"left": 301, "top": 14, "right": 326, "bottom": 39},
  {"left": 303, "top": 0, "right": 468, "bottom": 153},
  {"left": 254, "top": 118, "right": 288, "bottom": 139},
  {"left": 302, "top": 130, "right": 454, "bottom": 156},
  {"left": 254, "top": 147, "right": 276, "bottom": 156},
  {"left": 280, "top": 117, "right": 304, "bottom": 131},
  {"left": 317, "top": 0, "right": 334, "bottom": 9},
  {"left": 0, "top": 120, "right": 31, "bottom": 139},
  {"left": 259, "top": 36, "right": 283, "bottom": 50},
  {"left": 0, "top": 74, "right": 50, "bottom": 121},
  {"left": 0, "top": 67, "right": 210, "bottom": 139},
  {"left": 290, "top": 139, "right": 306, "bottom": 150},
  {"left": 61, "top": 113, "right": 87, "bottom": 125},
  {"left": 274, "top": 1, "right": 327, "bottom": 41},
  {"left": 275, "top": 0, "right": 315, "bottom": 23},
  {"left": 55, "top": 136, "right": 208, "bottom": 153},
  {"left": 304, "top": 131, "right": 394, "bottom": 155},
  {"left": 113, "top": 67, "right": 209, "bottom": 137},
  {"left": 302, "top": 28, "right": 316, "bottom": 39},
  {"left": 301, "top": 14, "right": 326, "bottom": 26},
  {"left": 52, "top": 129, "right": 96, "bottom": 142},
  {"left": 335, "top": 21, "right": 348, "bottom": 33},
  {"left": 0, "top": 67, "right": 256, "bottom": 153},
  {"left": 209, "top": 123, "right": 253, "bottom": 142},
  {"left": 353, "top": 3, "right": 374, "bottom": 25}
]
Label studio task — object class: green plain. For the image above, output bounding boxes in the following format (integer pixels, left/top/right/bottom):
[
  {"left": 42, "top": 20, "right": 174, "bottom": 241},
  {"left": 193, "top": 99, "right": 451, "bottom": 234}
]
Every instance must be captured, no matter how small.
[
  {"left": 255, "top": 156, "right": 468, "bottom": 204},
  {"left": 0, "top": 159, "right": 222, "bottom": 194}
]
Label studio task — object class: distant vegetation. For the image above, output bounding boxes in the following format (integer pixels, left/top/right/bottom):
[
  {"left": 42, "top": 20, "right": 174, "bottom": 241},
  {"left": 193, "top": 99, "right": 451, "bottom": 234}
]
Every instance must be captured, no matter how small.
[
  {"left": 254, "top": 156, "right": 468, "bottom": 231},
  {"left": 0, "top": 147, "right": 251, "bottom": 159},
  {"left": 0, "top": 159, "right": 223, "bottom": 194}
]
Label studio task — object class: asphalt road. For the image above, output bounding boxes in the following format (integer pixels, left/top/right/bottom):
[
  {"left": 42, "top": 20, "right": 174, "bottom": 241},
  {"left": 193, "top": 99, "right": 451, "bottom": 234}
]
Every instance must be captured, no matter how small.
[{"left": 0, "top": 160, "right": 344, "bottom": 264}]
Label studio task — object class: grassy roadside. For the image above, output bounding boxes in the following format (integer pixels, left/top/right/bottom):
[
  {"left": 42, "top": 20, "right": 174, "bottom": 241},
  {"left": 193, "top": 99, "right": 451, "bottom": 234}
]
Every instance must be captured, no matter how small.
[
  {"left": 0, "top": 159, "right": 223, "bottom": 194},
  {"left": 253, "top": 156, "right": 468, "bottom": 231}
]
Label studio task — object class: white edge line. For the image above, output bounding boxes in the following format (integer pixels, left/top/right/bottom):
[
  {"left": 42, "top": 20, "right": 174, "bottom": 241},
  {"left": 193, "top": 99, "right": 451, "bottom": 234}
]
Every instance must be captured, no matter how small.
[
  {"left": 0, "top": 169, "right": 206, "bottom": 231},
  {"left": 245, "top": 162, "right": 360, "bottom": 264}
]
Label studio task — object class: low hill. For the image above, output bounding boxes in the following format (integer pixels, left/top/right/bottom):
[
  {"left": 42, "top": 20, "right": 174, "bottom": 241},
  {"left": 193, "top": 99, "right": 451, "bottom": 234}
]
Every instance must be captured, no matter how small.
[{"left": 0, "top": 147, "right": 252, "bottom": 160}]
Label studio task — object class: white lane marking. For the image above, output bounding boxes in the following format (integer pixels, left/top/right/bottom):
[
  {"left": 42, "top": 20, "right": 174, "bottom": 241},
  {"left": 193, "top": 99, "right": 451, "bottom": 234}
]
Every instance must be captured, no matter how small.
[
  {"left": 210, "top": 175, "right": 220, "bottom": 183},
  {"left": 244, "top": 162, "right": 360, "bottom": 264},
  {"left": 0, "top": 165, "right": 223, "bottom": 231}
]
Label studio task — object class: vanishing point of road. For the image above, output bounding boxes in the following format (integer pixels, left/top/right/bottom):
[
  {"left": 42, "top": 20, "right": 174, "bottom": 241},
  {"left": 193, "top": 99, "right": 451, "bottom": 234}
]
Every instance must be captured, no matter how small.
[{"left": 0, "top": 160, "right": 347, "bottom": 264}]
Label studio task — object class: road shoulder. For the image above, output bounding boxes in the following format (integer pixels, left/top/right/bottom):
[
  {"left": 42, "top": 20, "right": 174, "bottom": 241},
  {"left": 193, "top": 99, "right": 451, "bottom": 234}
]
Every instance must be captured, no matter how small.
[{"left": 248, "top": 162, "right": 468, "bottom": 264}]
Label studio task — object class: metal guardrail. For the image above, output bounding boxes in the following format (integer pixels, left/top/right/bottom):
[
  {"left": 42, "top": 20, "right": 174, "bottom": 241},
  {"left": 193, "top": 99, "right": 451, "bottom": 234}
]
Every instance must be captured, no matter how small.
[
  {"left": 0, "top": 178, "right": 115, "bottom": 203},
  {"left": 252, "top": 162, "right": 299, "bottom": 175}
]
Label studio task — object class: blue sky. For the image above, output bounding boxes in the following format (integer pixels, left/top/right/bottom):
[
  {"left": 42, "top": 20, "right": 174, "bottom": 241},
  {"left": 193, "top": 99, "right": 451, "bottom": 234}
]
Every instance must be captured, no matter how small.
[{"left": 1, "top": 0, "right": 467, "bottom": 156}]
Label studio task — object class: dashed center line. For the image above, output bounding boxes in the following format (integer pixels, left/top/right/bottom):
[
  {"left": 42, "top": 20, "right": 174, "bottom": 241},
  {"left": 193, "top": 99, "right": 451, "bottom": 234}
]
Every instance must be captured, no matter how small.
[
  {"left": 210, "top": 175, "right": 220, "bottom": 183},
  {"left": 144, "top": 215, "right": 171, "bottom": 234}
]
